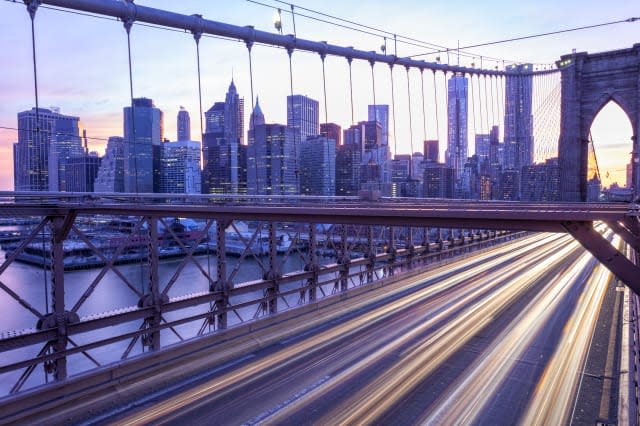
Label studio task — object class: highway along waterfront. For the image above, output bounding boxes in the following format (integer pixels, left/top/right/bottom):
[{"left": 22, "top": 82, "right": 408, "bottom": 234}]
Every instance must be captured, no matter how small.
[{"left": 73, "top": 231, "right": 623, "bottom": 425}]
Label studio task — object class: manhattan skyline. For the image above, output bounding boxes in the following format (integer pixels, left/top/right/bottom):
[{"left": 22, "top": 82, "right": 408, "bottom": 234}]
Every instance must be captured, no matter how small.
[{"left": 1, "top": 0, "right": 638, "bottom": 190}]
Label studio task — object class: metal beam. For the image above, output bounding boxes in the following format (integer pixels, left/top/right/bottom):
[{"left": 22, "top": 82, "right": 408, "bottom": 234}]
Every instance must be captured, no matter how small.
[
  {"left": 607, "top": 220, "right": 640, "bottom": 252},
  {"left": 562, "top": 221, "right": 640, "bottom": 295},
  {"left": 34, "top": 0, "right": 558, "bottom": 77}
]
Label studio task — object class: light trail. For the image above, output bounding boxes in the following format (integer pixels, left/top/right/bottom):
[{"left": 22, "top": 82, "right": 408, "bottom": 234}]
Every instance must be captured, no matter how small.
[
  {"left": 522, "top": 237, "right": 618, "bottom": 424},
  {"left": 421, "top": 237, "right": 604, "bottom": 424},
  {"left": 111, "top": 231, "right": 619, "bottom": 425}
]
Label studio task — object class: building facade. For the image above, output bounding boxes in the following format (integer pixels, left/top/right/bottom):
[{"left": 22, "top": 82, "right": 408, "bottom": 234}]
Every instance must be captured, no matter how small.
[
  {"left": 14, "top": 107, "right": 81, "bottom": 192},
  {"left": 446, "top": 74, "right": 468, "bottom": 182},
  {"left": 160, "top": 140, "right": 201, "bottom": 194},
  {"left": 504, "top": 64, "right": 533, "bottom": 172},
  {"left": 300, "top": 135, "right": 336, "bottom": 196},
  {"left": 94, "top": 136, "right": 125, "bottom": 192},
  {"left": 177, "top": 106, "right": 191, "bottom": 141},
  {"left": 123, "top": 98, "right": 164, "bottom": 193}
]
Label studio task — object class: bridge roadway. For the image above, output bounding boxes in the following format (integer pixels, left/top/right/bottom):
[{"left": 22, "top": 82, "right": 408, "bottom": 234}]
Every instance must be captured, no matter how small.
[{"left": 72, "top": 231, "right": 622, "bottom": 425}]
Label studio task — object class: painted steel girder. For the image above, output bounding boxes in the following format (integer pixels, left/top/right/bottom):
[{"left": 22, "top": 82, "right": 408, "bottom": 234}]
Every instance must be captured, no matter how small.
[
  {"left": 563, "top": 221, "right": 640, "bottom": 295},
  {"left": 606, "top": 220, "right": 640, "bottom": 252}
]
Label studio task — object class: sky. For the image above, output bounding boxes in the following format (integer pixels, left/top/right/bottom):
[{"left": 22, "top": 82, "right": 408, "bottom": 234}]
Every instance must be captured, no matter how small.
[{"left": 0, "top": 0, "right": 638, "bottom": 190}]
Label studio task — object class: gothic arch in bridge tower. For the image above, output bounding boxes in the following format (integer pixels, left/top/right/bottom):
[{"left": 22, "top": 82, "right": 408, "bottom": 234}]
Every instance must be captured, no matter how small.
[{"left": 557, "top": 43, "right": 640, "bottom": 201}]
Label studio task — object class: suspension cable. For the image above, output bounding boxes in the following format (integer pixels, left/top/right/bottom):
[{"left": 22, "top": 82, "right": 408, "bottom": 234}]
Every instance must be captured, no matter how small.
[
  {"left": 420, "top": 68, "right": 427, "bottom": 143},
  {"left": 390, "top": 63, "right": 397, "bottom": 157},
  {"left": 26, "top": 1, "right": 40, "bottom": 135},
  {"left": 370, "top": 59, "right": 377, "bottom": 108},
  {"left": 348, "top": 57, "right": 354, "bottom": 126},
  {"left": 489, "top": 75, "right": 495, "bottom": 130},
  {"left": 246, "top": 39, "right": 259, "bottom": 193},
  {"left": 287, "top": 47, "right": 299, "bottom": 190},
  {"left": 124, "top": 16, "right": 139, "bottom": 194},
  {"left": 483, "top": 75, "right": 490, "bottom": 134},
  {"left": 493, "top": 73, "right": 500, "bottom": 131},
  {"left": 405, "top": 66, "right": 414, "bottom": 156},
  {"left": 469, "top": 74, "right": 476, "bottom": 141},
  {"left": 432, "top": 70, "right": 440, "bottom": 157},
  {"left": 320, "top": 53, "right": 328, "bottom": 126},
  {"left": 192, "top": 22, "right": 204, "bottom": 158}
]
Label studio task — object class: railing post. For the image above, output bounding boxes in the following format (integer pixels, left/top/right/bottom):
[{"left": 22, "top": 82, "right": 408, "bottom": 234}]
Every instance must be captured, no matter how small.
[
  {"left": 305, "top": 223, "right": 319, "bottom": 302},
  {"left": 407, "top": 226, "right": 415, "bottom": 270},
  {"left": 266, "top": 222, "right": 280, "bottom": 313},
  {"left": 366, "top": 225, "right": 375, "bottom": 283},
  {"left": 339, "top": 224, "right": 350, "bottom": 291},
  {"left": 214, "top": 219, "right": 230, "bottom": 329},
  {"left": 387, "top": 225, "right": 396, "bottom": 276},
  {"left": 49, "top": 216, "right": 68, "bottom": 380},
  {"left": 140, "top": 216, "right": 162, "bottom": 351}
]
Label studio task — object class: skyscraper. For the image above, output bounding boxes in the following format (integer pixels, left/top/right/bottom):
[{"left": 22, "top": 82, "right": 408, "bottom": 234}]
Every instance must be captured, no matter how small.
[
  {"left": 320, "top": 123, "right": 341, "bottom": 146},
  {"left": 201, "top": 80, "right": 244, "bottom": 194},
  {"left": 287, "top": 95, "right": 320, "bottom": 145},
  {"left": 368, "top": 104, "right": 389, "bottom": 147},
  {"left": 336, "top": 143, "right": 361, "bottom": 196},
  {"left": 423, "top": 162, "right": 454, "bottom": 198},
  {"left": 423, "top": 139, "right": 439, "bottom": 163},
  {"left": 504, "top": 64, "right": 533, "bottom": 171},
  {"left": 446, "top": 74, "right": 468, "bottom": 181},
  {"left": 177, "top": 106, "right": 191, "bottom": 141},
  {"left": 202, "top": 102, "right": 225, "bottom": 193},
  {"left": 64, "top": 152, "right": 101, "bottom": 192},
  {"left": 223, "top": 79, "right": 244, "bottom": 193},
  {"left": 247, "top": 102, "right": 297, "bottom": 195},
  {"left": 300, "top": 135, "right": 336, "bottom": 196},
  {"left": 14, "top": 107, "right": 81, "bottom": 192},
  {"left": 123, "top": 97, "right": 163, "bottom": 193},
  {"left": 94, "top": 136, "right": 125, "bottom": 193},
  {"left": 160, "top": 140, "right": 201, "bottom": 194}
]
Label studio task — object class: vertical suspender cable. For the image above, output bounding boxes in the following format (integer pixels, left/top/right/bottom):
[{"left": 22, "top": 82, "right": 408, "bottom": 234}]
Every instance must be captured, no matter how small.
[
  {"left": 25, "top": 1, "right": 48, "bottom": 314},
  {"left": 405, "top": 66, "right": 414, "bottom": 157},
  {"left": 124, "top": 17, "right": 139, "bottom": 194},
  {"left": 390, "top": 64, "right": 398, "bottom": 158},
  {"left": 321, "top": 53, "right": 328, "bottom": 126},
  {"left": 420, "top": 68, "right": 427, "bottom": 143},
  {"left": 478, "top": 74, "right": 485, "bottom": 134},
  {"left": 320, "top": 52, "right": 331, "bottom": 188},
  {"left": 433, "top": 70, "right": 440, "bottom": 159},
  {"left": 483, "top": 75, "right": 490, "bottom": 136},
  {"left": 470, "top": 74, "right": 476, "bottom": 139},
  {"left": 246, "top": 39, "right": 259, "bottom": 193},
  {"left": 494, "top": 73, "right": 500, "bottom": 132},
  {"left": 348, "top": 58, "right": 354, "bottom": 126},
  {"left": 489, "top": 75, "right": 495, "bottom": 130},
  {"left": 287, "top": 47, "right": 298, "bottom": 191},
  {"left": 370, "top": 60, "right": 377, "bottom": 108},
  {"left": 192, "top": 26, "right": 204, "bottom": 169},
  {"left": 27, "top": 2, "right": 40, "bottom": 136}
]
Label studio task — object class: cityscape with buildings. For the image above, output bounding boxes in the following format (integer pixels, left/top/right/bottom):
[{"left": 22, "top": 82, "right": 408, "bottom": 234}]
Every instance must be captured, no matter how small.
[{"left": 13, "top": 70, "right": 634, "bottom": 201}]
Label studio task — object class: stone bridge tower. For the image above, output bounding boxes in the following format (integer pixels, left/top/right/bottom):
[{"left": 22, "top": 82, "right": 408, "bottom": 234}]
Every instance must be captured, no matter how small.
[{"left": 557, "top": 44, "right": 640, "bottom": 201}]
